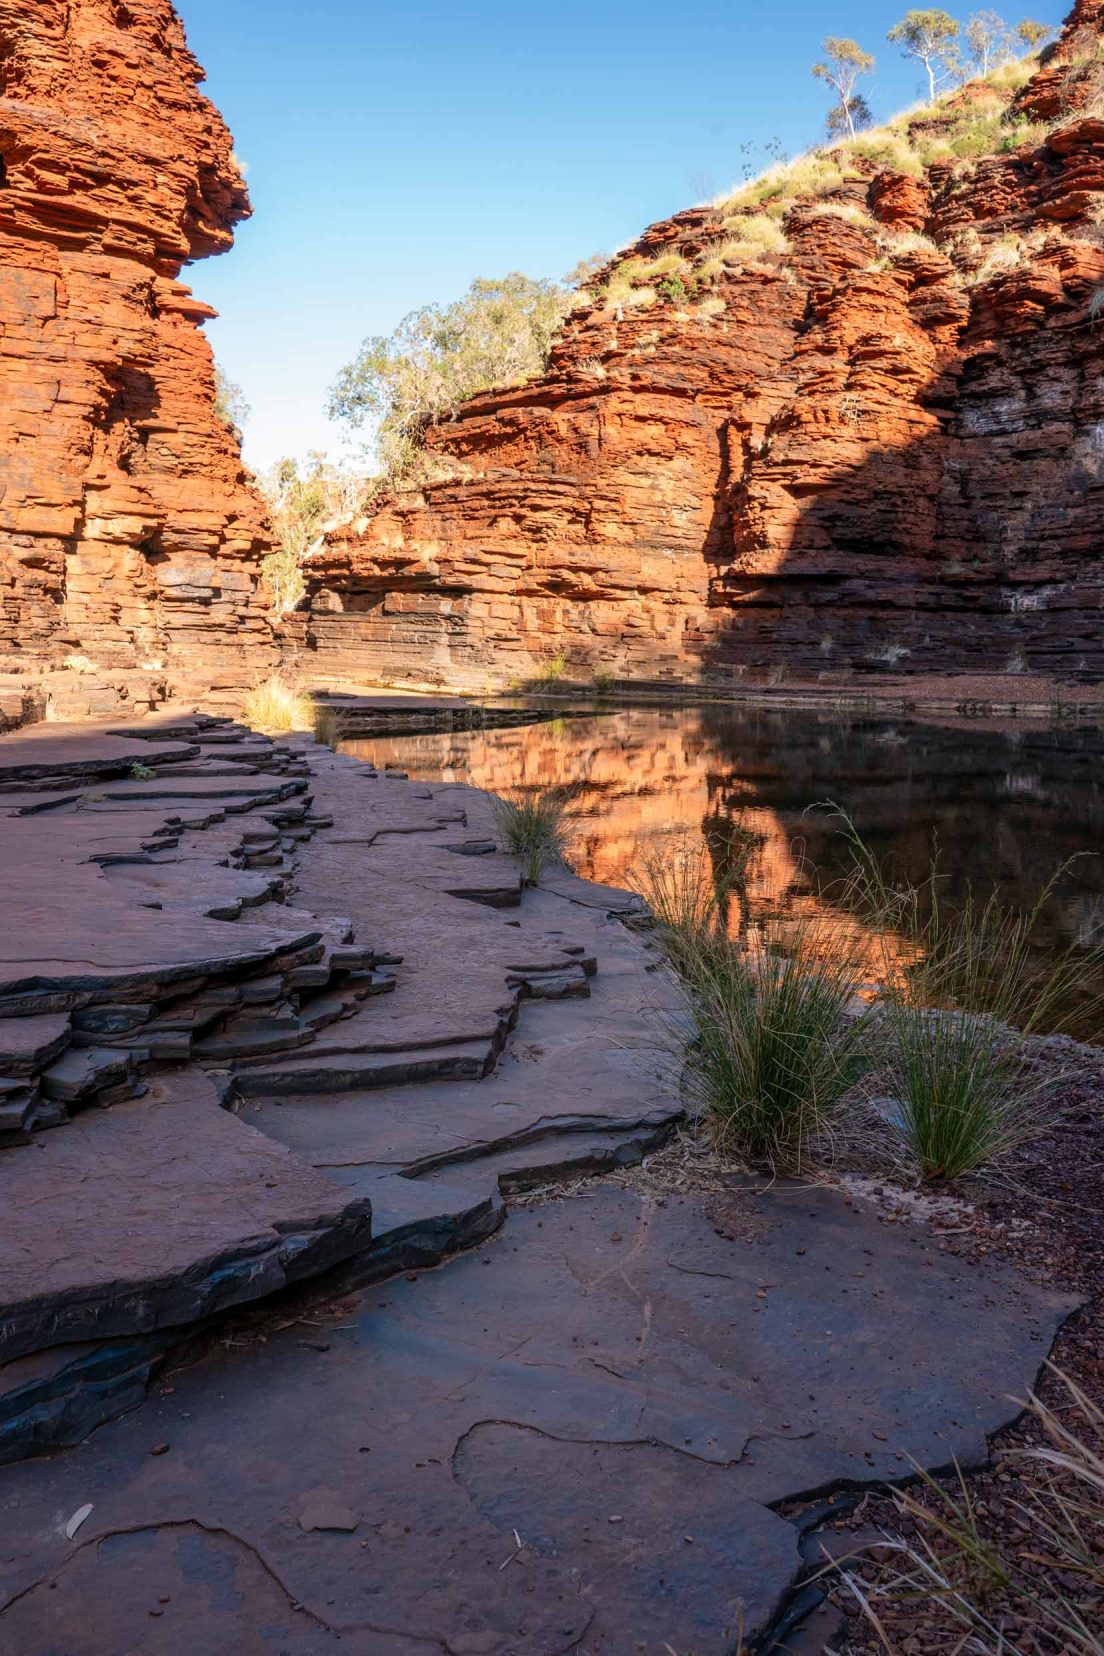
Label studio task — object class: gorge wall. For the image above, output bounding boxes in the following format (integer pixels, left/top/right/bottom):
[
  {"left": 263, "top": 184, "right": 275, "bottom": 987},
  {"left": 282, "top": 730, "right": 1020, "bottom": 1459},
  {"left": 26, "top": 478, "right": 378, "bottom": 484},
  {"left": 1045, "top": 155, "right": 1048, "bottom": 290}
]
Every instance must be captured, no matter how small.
[
  {"left": 0, "top": 0, "right": 275, "bottom": 725},
  {"left": 298, "top": 0, "right": 1104, "bottom": 693}
]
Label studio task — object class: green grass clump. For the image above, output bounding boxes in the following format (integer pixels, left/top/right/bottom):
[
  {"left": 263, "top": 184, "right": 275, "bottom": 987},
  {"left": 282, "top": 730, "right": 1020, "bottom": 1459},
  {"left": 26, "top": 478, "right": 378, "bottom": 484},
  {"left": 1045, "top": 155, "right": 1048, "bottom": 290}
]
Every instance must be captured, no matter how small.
[
  {"left": 633, "top": 828, "right": 866, "bottom": 1172},
  {"left": 493, "top": 786, "right": 574, "bottom": 886},
  {"left": 876, "top": 1002, "right": 1046, "bottom": 1181},
  {"left": 633, "top": 834, "right": 737, "bottom": 977},
  {"left": 128, "top": 762, "right": 156, "bottom": 781},
  {"left": 832, "top": 810, "right": 1103, "bottom": 1181},
  {"left": 686, "top": 921, "right": 872, "bottom": 1173}
]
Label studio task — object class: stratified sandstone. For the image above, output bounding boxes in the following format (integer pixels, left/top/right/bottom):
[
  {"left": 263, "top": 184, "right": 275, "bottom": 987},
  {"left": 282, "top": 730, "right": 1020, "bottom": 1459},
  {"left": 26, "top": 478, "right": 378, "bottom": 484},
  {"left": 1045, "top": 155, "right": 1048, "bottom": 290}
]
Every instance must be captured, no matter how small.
[
  {"left": 299, "top": 1, "right": 1104, "bottom": 689},
  {"left": 0, "top": 0, "right": 275, "bottom": 724}
]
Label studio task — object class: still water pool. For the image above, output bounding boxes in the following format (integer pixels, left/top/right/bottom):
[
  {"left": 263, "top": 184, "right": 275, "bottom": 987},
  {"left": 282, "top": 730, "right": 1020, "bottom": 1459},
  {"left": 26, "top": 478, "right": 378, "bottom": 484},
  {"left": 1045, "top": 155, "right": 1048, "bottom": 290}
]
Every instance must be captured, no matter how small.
[{"left": 341, "top": 703, "right": 1104, "bottom": 1036}]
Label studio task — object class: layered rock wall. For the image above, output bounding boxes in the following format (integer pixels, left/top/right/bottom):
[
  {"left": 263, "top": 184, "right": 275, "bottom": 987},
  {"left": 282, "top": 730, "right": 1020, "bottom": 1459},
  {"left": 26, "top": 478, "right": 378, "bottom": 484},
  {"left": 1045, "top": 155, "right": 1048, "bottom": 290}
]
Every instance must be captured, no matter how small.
[
  {"left": 0, "top": 0, "right": 275, "bottom": 723},
  {"left": 300, "top": 2, "right": 1104, "bottom": 690}
]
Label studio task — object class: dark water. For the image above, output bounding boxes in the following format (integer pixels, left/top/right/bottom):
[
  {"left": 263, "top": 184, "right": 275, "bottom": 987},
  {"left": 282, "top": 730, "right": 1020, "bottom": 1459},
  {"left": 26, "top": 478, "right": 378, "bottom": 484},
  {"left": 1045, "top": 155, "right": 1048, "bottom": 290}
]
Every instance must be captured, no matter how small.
[{"left": 341, "top": 704, "right": 1104, "bottom": 1037}]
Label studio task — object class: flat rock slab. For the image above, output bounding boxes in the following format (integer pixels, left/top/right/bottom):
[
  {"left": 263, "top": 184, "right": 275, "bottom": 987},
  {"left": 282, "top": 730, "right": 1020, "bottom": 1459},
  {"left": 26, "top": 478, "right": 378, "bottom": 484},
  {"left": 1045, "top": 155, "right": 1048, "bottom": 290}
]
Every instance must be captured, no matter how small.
[
  {"left": 0, "top": 1070, "right": 372, "bottom": 1364},
  {"left": 0, "top": 1180, "right": 1074, "bottom": 1656},
  {"left": 0, "top": 817, "right": 319, "bottom": 1007},
  {"left": 0, "top": 727, "right": 198, "bottom": 784}
]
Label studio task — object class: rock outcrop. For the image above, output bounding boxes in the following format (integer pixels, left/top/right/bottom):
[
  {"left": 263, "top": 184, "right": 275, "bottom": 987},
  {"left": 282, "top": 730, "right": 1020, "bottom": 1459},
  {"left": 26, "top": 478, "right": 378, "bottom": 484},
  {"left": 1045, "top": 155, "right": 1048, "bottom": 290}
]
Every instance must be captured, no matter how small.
[
  {"left": 0, "top": 0, "right": 276, "bottom": 725},
  {"left": 299, "top": 1, "right": 1104, "bottom": 690}
]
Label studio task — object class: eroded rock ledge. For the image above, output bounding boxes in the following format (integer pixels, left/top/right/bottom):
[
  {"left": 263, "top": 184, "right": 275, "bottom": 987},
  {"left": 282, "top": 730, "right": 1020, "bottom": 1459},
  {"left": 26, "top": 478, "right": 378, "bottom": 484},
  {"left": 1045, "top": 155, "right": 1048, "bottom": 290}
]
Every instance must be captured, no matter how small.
[
  {"left": 0, "top": 0, "right": 277, "bottom": 727},
  {"left": 297, "top": 0, "right": 1104, "bottom": 693},
  {"left": 0, "top": 712, "right": 1080, "bottom": 1654}
]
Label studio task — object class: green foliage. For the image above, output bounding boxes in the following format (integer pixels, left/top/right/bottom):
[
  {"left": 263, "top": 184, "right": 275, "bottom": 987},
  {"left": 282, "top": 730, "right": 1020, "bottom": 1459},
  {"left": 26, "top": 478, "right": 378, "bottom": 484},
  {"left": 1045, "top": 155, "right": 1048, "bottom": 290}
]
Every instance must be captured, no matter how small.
[
  {"left": 213, "top": 365, "right": 249, "bottom": 434},
  {"left": 257, "top": 453, "right": 368, "bottom": 617},
  {"left": 683, "top": 921, "right": 872, "bottom": 1173},
  {"left": 877, "top": 1000, "right": 1050, "bottom": 1181},
  {"left": 493, "top": 787, "right": 575, "bottom": 886},
  {"left": 633, "top": 829, "right": 866, "bottom": 1172},
  {"left": 128, "top": 762, "right": 156, "bottom": 781},
  {"left": 533, "top": 650, "right": 569, "bottom": 683},
  {"left": 812, "top": 36, "right": 876, "bottom": 140},
  {"left": 633, "top": 833, "right": 742, "bottom": 978},
  {"left": 1016, "top": 17, "right": 1051, "bottom": 50},
  {"left": 965, "top": 9, "right": 1016, "bottom": 76},
  {"left": 657, "top": 275, "right": 689, "bottom": 302},
  {"left": 329, "top": 273, "right": 572, "bottom": 484},
  {"left": 833, "top": 810, "right": 1103, "bottom": 1180},
  {"left": 827, "top": 92, "right": 874, "bottom": 138},
  {"left": 888, "top": 9, "right": 963, "bottom": 100}
]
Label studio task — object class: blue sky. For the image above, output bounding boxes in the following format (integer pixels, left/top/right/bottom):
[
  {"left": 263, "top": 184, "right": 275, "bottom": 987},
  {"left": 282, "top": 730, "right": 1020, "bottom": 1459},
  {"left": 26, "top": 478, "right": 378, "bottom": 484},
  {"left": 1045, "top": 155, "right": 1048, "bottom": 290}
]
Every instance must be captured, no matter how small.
[{"left": 179, "top": 0, "right": 1066, "bottom": 471}]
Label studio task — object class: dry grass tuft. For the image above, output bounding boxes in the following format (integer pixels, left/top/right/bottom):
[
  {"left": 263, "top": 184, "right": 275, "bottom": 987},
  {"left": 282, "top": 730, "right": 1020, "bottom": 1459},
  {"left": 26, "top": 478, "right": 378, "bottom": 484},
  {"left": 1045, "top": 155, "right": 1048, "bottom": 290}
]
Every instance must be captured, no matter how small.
[{"left": 241, "top": 676, "right": 313, "bottom": 734}]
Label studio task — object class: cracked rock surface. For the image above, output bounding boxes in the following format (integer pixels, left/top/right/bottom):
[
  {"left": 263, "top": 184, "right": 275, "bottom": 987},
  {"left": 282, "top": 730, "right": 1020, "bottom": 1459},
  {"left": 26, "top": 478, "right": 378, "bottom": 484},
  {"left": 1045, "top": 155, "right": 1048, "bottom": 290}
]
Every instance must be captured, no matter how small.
[{"left": 0, "top": 711, "right": 1080, "bottom": 1653}]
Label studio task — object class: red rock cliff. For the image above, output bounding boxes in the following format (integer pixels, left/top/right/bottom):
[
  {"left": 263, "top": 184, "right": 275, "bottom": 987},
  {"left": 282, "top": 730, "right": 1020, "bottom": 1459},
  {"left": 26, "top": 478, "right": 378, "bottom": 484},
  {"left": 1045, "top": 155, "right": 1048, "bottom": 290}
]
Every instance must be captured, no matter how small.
[
  {"left": 0, "top": 0, "right": 275, "bottom": 723},
  {"left": 301, "top": 1, "right": 1104, "bottom": 691}
]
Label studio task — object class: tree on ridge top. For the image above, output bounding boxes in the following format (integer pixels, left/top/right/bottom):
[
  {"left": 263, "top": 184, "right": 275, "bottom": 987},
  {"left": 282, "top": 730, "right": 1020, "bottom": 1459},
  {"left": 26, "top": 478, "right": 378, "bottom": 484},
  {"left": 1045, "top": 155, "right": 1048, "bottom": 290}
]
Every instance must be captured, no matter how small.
[
  {"left": 888, "top": 9, "right": 963, "bottom": 101},
  {"left": 812, "top": 37, "right": 876, "bottom": 140}
]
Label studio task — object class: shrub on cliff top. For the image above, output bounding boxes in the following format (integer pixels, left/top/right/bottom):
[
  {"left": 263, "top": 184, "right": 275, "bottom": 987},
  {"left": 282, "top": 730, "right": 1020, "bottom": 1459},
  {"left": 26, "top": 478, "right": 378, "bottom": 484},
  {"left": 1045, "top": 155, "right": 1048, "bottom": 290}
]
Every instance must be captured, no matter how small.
[{"left": 329, "top": 272, "right": 577, "bottom": 485}]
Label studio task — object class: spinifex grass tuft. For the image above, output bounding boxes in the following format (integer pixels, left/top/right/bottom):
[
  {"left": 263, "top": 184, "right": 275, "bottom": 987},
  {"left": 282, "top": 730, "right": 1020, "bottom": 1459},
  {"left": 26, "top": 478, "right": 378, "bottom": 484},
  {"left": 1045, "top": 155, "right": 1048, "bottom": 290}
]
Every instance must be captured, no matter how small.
[
  {"left": 241, "top": 676, "right": 313, "bottom": 735},
  {"left": 492, "top": 786, "right": 575, "bottom": 886},
  {"left": 685, "top": 919, "right": 872, "bottom": 1173},
  {"left": 824, "top": 806, "right": 1104, "bottom": 1180},
  {"left": 631, "top": 824, "right": 764, "bottom": 976}
]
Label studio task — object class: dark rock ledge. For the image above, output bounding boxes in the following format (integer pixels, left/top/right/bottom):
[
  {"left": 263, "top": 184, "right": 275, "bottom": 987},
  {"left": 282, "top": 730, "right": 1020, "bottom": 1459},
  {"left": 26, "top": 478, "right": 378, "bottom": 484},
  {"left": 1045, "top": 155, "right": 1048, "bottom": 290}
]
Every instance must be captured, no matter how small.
[{"left": 0, "top": 712, "right": 1080, "bottom": 1655}]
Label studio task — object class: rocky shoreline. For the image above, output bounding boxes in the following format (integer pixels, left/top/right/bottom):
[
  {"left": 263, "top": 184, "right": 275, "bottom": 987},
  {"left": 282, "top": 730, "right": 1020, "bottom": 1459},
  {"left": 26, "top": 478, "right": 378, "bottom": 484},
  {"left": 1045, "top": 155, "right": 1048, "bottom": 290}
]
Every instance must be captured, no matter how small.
[{"left": 0, "top": 713, "right": 1086, "bottom": 1653}]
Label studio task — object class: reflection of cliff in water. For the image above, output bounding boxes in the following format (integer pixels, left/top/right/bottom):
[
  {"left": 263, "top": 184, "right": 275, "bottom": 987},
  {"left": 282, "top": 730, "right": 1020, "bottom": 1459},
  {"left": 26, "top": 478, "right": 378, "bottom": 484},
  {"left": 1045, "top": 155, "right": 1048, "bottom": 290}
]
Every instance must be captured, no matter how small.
[{"left": 341, "top": 705, "right": 1104, "bottom": 1036}]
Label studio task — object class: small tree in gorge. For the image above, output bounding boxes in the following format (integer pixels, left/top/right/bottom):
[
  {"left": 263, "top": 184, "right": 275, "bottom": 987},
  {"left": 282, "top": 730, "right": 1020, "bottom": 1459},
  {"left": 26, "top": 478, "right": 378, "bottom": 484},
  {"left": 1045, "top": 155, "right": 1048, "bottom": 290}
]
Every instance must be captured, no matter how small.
[
  {"left": 812, "top": 37, "right": 876, "bottom": 140},
  {"left": 256, "top": 453, "right": 368, "bottom": 617},
  {"left": 888, "top": 9, "right": 963, "bottom": 101},
  {"left": 214, "top": 365, "right": 250, "bottom": 435}
]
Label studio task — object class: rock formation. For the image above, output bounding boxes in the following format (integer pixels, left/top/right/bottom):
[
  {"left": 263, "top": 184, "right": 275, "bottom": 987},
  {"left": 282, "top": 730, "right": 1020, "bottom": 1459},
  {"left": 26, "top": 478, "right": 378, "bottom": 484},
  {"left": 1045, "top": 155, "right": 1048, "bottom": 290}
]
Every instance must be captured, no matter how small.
[
  {"left": 299, "top": 1, "right": 1104, "bottom": 691},
  {"left": 0, "top": 0, "right": 276, "bottom": 726}
]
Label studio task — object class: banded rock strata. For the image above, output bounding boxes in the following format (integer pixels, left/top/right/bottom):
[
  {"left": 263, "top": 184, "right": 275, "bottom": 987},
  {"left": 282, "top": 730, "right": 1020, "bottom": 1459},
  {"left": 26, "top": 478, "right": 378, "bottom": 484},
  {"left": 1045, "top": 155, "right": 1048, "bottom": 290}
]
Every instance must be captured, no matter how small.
[
  {"left": 0, "top": 0, "right": 276, "bottom": 726},
  {"left": 298, "top": 0, "right": 1104, "bottom": 691}
]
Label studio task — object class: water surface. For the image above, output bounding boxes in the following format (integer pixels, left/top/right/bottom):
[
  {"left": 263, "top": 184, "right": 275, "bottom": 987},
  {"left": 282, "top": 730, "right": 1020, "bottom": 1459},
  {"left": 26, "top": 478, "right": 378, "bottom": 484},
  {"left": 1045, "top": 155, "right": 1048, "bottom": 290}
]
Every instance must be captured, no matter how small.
[{"left": 341, "top": 704, "right": 1104, "bottom": 1035}]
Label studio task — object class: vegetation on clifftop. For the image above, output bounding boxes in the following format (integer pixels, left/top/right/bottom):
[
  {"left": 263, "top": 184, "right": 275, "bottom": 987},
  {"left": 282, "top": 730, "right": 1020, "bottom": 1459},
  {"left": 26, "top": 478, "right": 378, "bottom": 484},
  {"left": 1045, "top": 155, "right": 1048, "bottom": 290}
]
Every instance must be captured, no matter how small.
[
  {"left": 322, "top": 7, "right": 1064, "bottom": 513},
  {"left": 328, "top": 271, "right": 590, "bottom": 487}
]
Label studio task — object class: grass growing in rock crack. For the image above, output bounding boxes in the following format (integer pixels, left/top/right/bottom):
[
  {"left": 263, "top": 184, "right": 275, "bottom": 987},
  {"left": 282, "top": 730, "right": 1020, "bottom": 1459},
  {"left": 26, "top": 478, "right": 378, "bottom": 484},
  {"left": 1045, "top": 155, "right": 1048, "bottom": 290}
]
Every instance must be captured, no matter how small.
[
  {"left": 241, "top": 675, "right": 313, "bottom": 734},
  {"left": 827, "top": 808, "right": 1104, "bottom": 1181},
  {"left": 532, "top": 651, "right": 569, "bottom": 684},
  {"left": 493, "top": 786, "right": 575, "bottom": 886},
  {"left": 848, "top": 1367, "right": 1104, "bottom": 1655}
]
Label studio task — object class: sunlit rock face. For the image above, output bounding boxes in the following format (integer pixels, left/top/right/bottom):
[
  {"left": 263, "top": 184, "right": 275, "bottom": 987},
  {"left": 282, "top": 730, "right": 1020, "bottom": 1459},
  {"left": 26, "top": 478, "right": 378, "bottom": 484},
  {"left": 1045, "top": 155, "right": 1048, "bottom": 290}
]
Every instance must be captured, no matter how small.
[
  {"left": 300, "top": 0, "right": 1104, "bottom": 691},
  {"left": 0, "top": 0, "right": 276, "bottom": 724}
]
